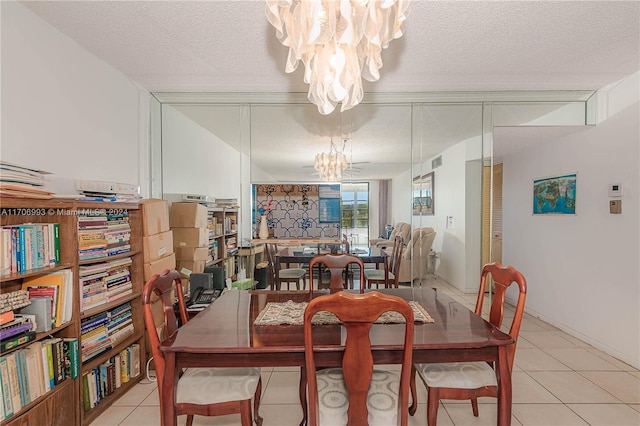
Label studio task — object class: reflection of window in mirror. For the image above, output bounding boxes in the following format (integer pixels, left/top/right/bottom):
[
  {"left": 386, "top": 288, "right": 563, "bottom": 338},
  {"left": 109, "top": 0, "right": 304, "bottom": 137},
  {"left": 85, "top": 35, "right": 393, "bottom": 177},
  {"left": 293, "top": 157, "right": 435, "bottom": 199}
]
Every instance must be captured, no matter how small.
[{"left": 413, "top": 172, "right": 434, "bottom": 216}]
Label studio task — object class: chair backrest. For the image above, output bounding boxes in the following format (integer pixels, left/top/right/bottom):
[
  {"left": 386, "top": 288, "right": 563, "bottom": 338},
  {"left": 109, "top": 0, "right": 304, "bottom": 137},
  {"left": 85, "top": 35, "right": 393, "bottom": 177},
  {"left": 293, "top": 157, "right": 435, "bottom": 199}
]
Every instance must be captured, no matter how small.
[
  {"left": 264, "top": 243, "right": 278, "bottom": 286},
  {"left": 308, "top": 253, "right": 364, "bottom": 293},
  {"left": 141, "top": 269, "right": 187, "bottom": 390},
  {"left": 304, "top": 291, "right": 415, "bottom": 426},
  {"left": 342, "top": 233, "right": 350, "bottom": 253},
  {"left": 388, "top": 235, "right": 404, "bottom": 286},
  {"left": 476, "top": 262, "right": 527, "bottom": 371}
]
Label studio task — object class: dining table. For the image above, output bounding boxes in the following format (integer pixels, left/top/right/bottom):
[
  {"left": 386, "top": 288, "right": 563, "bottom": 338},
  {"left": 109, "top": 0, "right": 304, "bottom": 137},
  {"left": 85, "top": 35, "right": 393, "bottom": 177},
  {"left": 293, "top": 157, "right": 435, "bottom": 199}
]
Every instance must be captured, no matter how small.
[
  {"left": 275, "top": 245, "right": 390, "bottom": 289},
  {"left": 158, "top": 287, "right": 515, "bottom": 426}
]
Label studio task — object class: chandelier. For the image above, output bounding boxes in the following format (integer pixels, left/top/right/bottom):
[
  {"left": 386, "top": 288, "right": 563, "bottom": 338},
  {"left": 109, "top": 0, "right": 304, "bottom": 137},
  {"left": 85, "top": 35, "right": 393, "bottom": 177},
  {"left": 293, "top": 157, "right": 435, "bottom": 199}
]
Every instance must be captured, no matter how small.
[
  {"left": 265, "top": 0, "right": 410, "bottom": 115},
  {"left": 314, "top": 139, "right": 348, "bottom": 181}
]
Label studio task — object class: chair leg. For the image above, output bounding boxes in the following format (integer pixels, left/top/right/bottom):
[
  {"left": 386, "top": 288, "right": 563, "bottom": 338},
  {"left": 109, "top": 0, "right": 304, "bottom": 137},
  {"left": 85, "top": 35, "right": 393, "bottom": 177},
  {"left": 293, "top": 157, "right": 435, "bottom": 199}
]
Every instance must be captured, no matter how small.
[
  {"left": 299, "top": 366, "right": 308, "bottom": 426},
  {"left": 471, "top": 397, "right": 479, "bottom": 417},
  {"left": 186, "top": 415, "right": 194, "bottom": 426},
  {"left": 427, "top": 388, "right": 439, "bottom": 426},
  {"left": 240, "top": 399, "right": 253, "bottom": 426},
  {"left": 409, "top": 364, "right": 418, "bottom": 416},
  {"left": 254, "top": 377, "right": 263, "bottom": 426}
]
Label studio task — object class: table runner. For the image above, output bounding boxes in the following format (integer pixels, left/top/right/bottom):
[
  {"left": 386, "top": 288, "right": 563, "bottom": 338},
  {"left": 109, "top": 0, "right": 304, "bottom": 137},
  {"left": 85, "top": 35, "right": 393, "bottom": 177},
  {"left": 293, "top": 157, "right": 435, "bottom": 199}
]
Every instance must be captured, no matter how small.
[{"left": 254, "top": 300, "right": 434, "bottom": 326}]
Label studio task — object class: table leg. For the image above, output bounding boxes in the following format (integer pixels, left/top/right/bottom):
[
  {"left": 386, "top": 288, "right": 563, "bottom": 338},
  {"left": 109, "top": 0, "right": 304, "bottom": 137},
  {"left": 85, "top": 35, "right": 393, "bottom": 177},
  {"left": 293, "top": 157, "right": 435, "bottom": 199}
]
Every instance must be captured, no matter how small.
[
  {"left": 161, "top": 351, "right": 177, "bottom": 426},
  {"left": 299, "top": 366, "right": 308, "bottom": 426},
  {"left": 496, "top": 345, "right": 512, "bottom": 426}
]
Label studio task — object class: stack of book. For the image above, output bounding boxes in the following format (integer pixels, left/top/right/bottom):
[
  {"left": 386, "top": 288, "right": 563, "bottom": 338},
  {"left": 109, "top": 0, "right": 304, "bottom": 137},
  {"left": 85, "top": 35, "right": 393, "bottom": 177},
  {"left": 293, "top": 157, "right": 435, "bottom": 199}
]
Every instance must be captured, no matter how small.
[
  {"left": 0, "top": 337, "right": 78, "bottom": 418},
  {"left": 78, "top": 210, "right": 108, "bottom": 261},
  {"left": 106, "top": 302, "right": 134, "bottom": 344},
  {"left": 105, "top": 211, "right": 131, "bottom": 257},
  {"left": 0, "top": 294, "right": 36, "bottom": 353},
  {"left": 80, "top": 312, "right": 110, "bottom": 363},
  {"left": 81, "top": 343, "right": 140, "bottom": 412},
  {"left": 21, "top": 269, "right": 73, "bottom": 329},
  {"left": 0, "top": 161, "right": 54, "bottom": 199},
  {"left": 1, "top": 223, "right": 60, "bottom": 274},
  {"left": 79, "top": 258, "right": 132, "bottom": 313}
]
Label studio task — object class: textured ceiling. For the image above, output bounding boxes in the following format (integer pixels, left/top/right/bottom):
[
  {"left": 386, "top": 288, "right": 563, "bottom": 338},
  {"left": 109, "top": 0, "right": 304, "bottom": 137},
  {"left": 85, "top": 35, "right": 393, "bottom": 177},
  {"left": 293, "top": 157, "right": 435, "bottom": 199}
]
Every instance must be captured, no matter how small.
[{"left": 20, "top": 1, "right": 640, "bottom": 180}]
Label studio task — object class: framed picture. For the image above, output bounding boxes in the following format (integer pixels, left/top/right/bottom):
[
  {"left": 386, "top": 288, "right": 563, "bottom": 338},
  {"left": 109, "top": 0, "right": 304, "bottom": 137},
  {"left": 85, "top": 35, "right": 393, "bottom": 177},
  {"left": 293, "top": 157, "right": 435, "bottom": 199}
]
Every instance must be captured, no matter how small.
[
  {"left": 413, "top": 172, "right": 434, "bottom": 215},
  {"left": 533, "top": 173, "right": 577, "bottom": 215}
]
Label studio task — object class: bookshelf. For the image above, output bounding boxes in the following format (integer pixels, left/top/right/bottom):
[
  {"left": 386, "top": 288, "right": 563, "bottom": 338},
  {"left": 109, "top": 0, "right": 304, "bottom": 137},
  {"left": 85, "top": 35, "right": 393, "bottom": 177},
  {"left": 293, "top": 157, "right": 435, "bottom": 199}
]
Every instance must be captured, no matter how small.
[
  {"left": 0, "top": 198, "right": 146, "bottom": 426},
  {"left": 207, "top": 207, "right": 238, "bottom": 280}
]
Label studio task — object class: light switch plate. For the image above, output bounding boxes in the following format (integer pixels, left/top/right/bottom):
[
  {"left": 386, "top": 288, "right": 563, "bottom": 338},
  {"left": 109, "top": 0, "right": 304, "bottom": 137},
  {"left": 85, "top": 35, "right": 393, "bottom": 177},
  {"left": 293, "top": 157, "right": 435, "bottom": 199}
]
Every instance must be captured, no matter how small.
[{"left": 609, "top": 183, "right": 624, "bottom": 197}]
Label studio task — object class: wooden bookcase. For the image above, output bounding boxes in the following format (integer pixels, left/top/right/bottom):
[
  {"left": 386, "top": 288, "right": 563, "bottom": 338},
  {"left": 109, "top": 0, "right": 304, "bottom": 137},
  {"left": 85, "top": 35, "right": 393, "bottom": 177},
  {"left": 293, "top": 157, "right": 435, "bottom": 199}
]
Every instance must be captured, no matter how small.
[
  {"left": 207, "top": 207, "right": 238, "bottom": 280},
  {"left": 0, "top": 198, "right": 146, "bottom": 426}
]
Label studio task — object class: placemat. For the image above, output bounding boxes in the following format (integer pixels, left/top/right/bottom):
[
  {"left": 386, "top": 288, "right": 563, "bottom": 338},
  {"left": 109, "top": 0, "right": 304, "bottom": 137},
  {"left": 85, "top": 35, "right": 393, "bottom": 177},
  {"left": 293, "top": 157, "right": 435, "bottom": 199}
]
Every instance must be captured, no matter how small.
[{"left": 254, "top": 300, "right": 434, "bottom": 326}]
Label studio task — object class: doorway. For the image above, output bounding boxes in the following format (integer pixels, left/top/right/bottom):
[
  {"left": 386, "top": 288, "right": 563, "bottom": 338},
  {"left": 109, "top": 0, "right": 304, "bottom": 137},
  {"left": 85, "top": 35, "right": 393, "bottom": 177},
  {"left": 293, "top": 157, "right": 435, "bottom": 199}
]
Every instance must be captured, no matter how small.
[{"left": 340, "top": 182, "right": 369, "bottom": 247}]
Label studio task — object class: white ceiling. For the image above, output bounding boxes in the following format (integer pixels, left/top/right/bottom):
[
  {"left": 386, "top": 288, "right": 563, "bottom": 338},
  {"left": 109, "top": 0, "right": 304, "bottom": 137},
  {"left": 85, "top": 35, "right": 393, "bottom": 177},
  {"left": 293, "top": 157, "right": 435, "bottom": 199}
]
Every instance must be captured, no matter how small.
[{"left": 21, "top": 0, "right": 640, "bottom": 180}]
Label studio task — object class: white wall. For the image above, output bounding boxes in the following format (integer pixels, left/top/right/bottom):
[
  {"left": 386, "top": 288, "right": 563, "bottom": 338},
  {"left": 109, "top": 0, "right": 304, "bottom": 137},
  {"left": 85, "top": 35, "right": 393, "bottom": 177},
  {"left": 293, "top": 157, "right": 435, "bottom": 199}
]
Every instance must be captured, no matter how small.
[
  {"left": 1, "top": 2, "right": 147, "bottom": 195},
  {"left": 502, "top": 74, "right": 640, "bottom": 368}
]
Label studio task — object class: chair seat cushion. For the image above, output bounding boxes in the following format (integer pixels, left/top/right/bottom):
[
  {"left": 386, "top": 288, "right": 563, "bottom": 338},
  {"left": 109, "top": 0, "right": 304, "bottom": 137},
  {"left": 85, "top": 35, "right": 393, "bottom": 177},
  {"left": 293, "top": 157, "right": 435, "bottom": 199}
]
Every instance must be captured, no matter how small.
[
  {"left": 279, "top": 269, "right": 306, "bottom": 279},
  {"left": 315, "top": 368, "right": 399, "bottom": 426},
  {"left": 416, "top": 362, "right": 497, "bottom": 389},
  {"left": 177, "top": 367, "right": 261, "bottom": 404},
  {"left": 363, "top": 270, "right": 395, "bottom": 281}
]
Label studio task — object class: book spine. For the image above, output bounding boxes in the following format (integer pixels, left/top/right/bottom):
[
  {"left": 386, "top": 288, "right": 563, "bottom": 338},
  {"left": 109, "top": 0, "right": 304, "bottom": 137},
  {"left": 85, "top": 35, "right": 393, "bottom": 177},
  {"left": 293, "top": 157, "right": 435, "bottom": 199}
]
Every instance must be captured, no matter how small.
[
  {"left": 24, "top": 347, "right": 43, "bottom": 402},
  {"left": 120, "top": 349, "right": 129, "bottom": 383},
  {"left": 39, "top": 343, "right": 51, "bottom": 393},
  {"left": 6, "top": 353, "right": 22, "bottom": 413},
  {"left": 113, "top": 354, "right": 121, "bottom": 388},
  {"left": 1, "top": 228, "right": 11, "bottom": 276},
  {"left": 93, "top": 367, "right": 101, "bottom": 403},
  {"left": 0, "top": 356, "right": 14, "bottom": 418},
  {"left": 0, "top": 330, "right": 36, "bottom": 353},
  {"left": 63, "top": 338, "right": 79, "bottom": 379},
  {"left": 0, "top": 321, "right": 34, "bottom": 340},
  {"left": 52, "top": 340, "right": 65, "bottom": 385},
  {"left": 0, "top": 310, "right": 15, "bottom": 326},
  {"left": 35, "top": 224, "right": 45, "bottom": 269},
  {"left": 99, "top": 364, "right": 108, "bottom": 398},
  {"left": 52, "top": 223, "right": 60, "bottom": 265},
  {"left": 82, "top": 373, "right": 90, "bottom": 412},
  {"left": 106, "top": 362, "right": 116, "bottom": 395},
  {"left": 18, "top": 226, "right": 26, "bottom": 273},
  {"left": 44, "top": 342, "right": 54, "bottom": 389},
  {"left": 129, "top": 343, "right": 141, "bottom": 378}
]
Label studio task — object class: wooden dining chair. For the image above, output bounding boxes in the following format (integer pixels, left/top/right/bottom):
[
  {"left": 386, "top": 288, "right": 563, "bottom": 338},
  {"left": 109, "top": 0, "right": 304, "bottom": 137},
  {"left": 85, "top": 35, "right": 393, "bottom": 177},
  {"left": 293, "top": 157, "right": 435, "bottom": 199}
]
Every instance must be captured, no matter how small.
[
  {"left": 304, "top": 291, "right": 415, "bottom": 426},
  {"left": 265, "top": 242, "right": 307, "bottom": 290},
  {"left": 342, "top": 233, "right": 355, "bottom": 289},
  {"left": 142, "top": 270, "right": 263, "bottom": 426},
  {"left": 408, "top": 262, "right": 527, "bottom": 425},
  {"left": 364, "top": 234, "right": 404, "bottom": 289},
  {"left": 308, "top": 253, "right": 364, "bottom": 293}
]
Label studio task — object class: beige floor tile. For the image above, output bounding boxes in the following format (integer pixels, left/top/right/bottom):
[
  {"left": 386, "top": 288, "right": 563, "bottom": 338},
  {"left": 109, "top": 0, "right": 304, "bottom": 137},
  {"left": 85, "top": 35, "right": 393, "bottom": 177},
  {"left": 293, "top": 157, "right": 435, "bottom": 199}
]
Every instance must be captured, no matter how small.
[
  {"left": 442, "top": 402, "right": 522, "bottom": 425},
  {"left": 567, "top": 403, "right": 640, "bottom": 426},
  {"left": 255, "top": 403, "right": 303, "bottom": 426},
  {"left": 630, "top": 404, "right": 640, "bottom": 413},
  {"left": 261, "top": 371, "right": 303, "bottom": 405},
  {"left": 512, "top": 403, "right": 588, "bottom": 425},
  {"left": 519, "top": 316, "right": 556, "bottom": 332},
  {"left": 545, "top": 348, "right": 621, "bottom": 371},
  {"left": 117, "top": 405, "right": 162, "bottom": 425},
  {"left": 112, "top": 381, "right": 157, "bottom": 406},
  {"left": 89, "top": 404, "right": 136, "bottom": 425},
  {"left": 528, "top": 371, "right": 620, "bottom": 403},
  {"left": 140, "top": 387, "right": 159, "bottom": 406},
  {"left": 512, "top": 372, "right": 561, "bottom": 404},
  {"left": 514, "top": 348, "right": 571, "bottom": 371},
  {"left": 579, "top": 371, "right": 640, "bottom": 404},
  {"left": 515, "top": 336, "right": 535, "bottom": 349},
  {"left": 587, "top": 348, "right": 640, "bottom": 372},
  {"left": 410, "top": 402, "right": 455, "bottom": 425},
  {"left": 519, "top": 331, "right": 580, "bottom": 349}
]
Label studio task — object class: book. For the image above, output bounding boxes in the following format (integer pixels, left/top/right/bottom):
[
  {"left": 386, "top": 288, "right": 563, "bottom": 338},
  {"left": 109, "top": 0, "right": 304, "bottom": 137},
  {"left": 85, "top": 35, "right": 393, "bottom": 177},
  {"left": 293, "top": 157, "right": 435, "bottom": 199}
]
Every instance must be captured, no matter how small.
[
  {"left": 62, "top": 337, "right": 79, "bottom": 379},
  {"left": 22, "top": 286, "right": 57, "bottom": 328},
  {"left": 82, "top": 373, "right": 90, "bottom": 412},
  {"left": 120, "top": 349, "right": 129, "bottom": 384},
  {"left": 0, "top": 356, "right": 14, "bottom": 418},
  {"left": 29, "top": 342, "right": 51, "bottom": 394},
  {"left": 23, "top": 344, "right": 44, "bottom": 402},
  {"left": 51, "top": 223, "right": 60, "bottom": 265},
  {"left": 40, "top": 339, "right": 57, "bottom": 389},
  {"left": 1, "top": 227, "right": 11, "bottom": 275},
  {"left": 0, "top": 330, "right": 36, "bottom": 353},
  {"left": 22, "top": 270, "right": 70, "bottom": 327},
  {"left": 129, "top": 343, "right": 141, "bottom": 378},
  {"left": 0, "top": 310, "right": 15, "bottom": 326},
  {"left": 19, "top": 296, "right": 52, "bottom": 333},
  {"left": 113, "top": 353, "right": 121, "bottom": 389},
  {"left": 5, "top": 353, "right": 22, "bottom": 413},
  {"left": 0, "top": 321, "right": 33, "bottom": 340},
  {"left": 50, "top": 339, "right": 65, "bottom": 385}
]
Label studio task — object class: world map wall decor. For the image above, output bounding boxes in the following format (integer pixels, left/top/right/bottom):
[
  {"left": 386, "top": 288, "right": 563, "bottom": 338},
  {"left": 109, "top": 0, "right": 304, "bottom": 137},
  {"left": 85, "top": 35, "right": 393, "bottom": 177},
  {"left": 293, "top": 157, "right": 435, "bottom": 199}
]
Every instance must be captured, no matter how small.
[{"left": 533, "top": 173, "right": 577, "bottom": 215}]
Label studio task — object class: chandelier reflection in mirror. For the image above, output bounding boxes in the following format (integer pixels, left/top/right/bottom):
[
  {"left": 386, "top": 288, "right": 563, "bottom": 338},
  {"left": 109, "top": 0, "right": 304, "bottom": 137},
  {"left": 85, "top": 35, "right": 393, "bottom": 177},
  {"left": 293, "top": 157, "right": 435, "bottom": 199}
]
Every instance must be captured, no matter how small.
[
  {"left": 314, "top": 139, "right": 348, "bottom": 182},
  {"left": 265, "top": 0, "right": 410, "bottom": 115}
]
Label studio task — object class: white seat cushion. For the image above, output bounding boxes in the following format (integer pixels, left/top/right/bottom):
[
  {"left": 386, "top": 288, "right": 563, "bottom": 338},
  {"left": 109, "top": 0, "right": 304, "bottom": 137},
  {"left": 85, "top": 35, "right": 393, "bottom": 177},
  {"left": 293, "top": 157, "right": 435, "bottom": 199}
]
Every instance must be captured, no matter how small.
[
  {"left": 363, "top": 269, "right": 395, "bottom": 281},
  {"left": 314, "top": 368, "right": 400, "bottom": 426},
  {"left": 416, "top": 362, "right": 497, "bottom": 389},
  {"left": 176, "top": 367, "right": 260, "bottom": 404},
  {"left": 279, "top": 269, "right": 306, "bottom": 279}
]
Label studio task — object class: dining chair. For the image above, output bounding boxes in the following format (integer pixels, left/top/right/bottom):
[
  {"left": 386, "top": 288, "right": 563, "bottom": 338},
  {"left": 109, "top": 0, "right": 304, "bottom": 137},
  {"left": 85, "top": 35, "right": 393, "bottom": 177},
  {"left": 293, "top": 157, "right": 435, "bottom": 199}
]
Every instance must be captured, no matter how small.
[
  {"left": 265, "top": 242, "right": 307, "bottom": 290},
  {"left": 142, "top": 269, "right": 263, "bottom": 426},
  {"left": 364, "top": 234, "right": 403, "bottom": 289},
  {"left": 342, "top": 233, "right": 355, "bottom": 289},
  {"left": 408, "top": 262, "right": 527, "bottom": 425},
  {"left": 308, "top": 253, "right": 364, "bottom": 293},
  {"left": 304, "top": 291, "right": 415, "bottom": 426}
]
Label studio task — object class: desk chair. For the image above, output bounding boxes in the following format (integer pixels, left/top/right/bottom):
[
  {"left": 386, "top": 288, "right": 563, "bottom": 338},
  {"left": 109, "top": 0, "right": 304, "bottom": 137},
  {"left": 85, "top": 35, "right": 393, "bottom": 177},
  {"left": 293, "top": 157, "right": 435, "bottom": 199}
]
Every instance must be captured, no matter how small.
[
  {"left": 409, "top": 262, "right": 527, "bottom": 426},
  {"left": 304, "top": 291, "right": 415, "bottom": 426},
  {"left": 265, "top": 243, "right": 307, "bottom": 290},
  {"left": 142, "top": 270, "right": 262, "bottom": 426},
  {"left": 364, "top": 235, "right": 403, "bottom": 289},
  {"left": 308, "top": 253, "right": 364, "bottom": 293}
]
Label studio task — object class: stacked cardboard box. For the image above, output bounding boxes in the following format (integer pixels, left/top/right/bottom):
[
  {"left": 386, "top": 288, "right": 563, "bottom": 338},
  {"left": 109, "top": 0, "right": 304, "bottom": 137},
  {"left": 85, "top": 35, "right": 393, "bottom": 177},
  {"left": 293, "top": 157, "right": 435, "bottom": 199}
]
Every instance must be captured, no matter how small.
[{"left": 170, "top": 203, "right": 209, "bottom": 284}]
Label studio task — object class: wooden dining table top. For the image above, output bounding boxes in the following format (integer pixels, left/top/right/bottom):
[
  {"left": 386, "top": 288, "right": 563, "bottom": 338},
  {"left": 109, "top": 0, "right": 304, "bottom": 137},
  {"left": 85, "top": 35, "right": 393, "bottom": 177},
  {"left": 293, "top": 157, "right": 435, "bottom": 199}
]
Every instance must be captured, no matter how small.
[{"left": 162, "top": 287, "right": 514, "bottom": 360}]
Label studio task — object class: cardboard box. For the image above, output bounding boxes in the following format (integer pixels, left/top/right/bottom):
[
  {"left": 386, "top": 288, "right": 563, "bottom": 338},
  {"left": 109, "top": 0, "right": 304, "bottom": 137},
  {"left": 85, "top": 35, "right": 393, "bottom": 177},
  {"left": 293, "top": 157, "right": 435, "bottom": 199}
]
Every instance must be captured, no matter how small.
[
  {"left": 172, "top": 227, "right": 208, "bottom": 248},
  {"left": 177, "top": 260, "right": 206, "bottom": 275},
  {"left": 140, "top": 199, "right": 170, "bottom": 236},
  {"left": 143, "top": 230, "right": 174, "bottom": 263},
  {"left": 143, "top": 252, "right": 176, "bottom": 281},
  {"left": 170, "top": 202, "right": 208, "bottom": 228},
  {"left": 175, "top": 246, "right": 209, "bottom": 261}
]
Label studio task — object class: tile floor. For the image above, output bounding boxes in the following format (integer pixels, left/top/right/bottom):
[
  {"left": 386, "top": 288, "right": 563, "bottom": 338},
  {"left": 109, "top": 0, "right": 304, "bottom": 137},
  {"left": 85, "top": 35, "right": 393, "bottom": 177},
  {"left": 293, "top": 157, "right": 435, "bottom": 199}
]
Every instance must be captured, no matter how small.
[{"left": 90, "top": 276, "right": 640, "bottom": 425}]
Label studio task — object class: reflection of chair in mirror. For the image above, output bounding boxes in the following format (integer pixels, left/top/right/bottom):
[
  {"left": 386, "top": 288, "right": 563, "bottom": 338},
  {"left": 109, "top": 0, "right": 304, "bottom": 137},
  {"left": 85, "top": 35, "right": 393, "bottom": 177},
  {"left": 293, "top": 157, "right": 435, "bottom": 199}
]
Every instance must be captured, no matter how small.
[
  {"left": 342, "top": 233, "right": 355, "bottom": 289},
  {"left": 142, "top": 270, "right": 262, "bottom": 426},
  {"left": 397, "top": 227, "right": 437, "bottom": 284},
  {"left": 409, "top": 262, "right": 527, "bottom": 425},
  {"left": 365, "top": 234, "right": 403, "bottom": 289},
  {"left": 308, "top": 253, "right": 364, "bottom": 293},
  {"left": 304, "top": 291, "right": 415, "bottom": 426},
  {"left": 369, "top": 222, "right": 411, "bottom": 249},
  {"left": 265, "top": 243, "right": 307, "bottom": 290}
]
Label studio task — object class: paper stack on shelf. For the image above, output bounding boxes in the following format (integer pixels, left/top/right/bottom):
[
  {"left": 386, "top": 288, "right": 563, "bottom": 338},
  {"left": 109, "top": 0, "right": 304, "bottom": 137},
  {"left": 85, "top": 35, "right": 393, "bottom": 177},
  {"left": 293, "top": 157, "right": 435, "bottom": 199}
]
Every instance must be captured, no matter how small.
[{"left": 0, "top": 161, "right": 54, "bottom": 199}]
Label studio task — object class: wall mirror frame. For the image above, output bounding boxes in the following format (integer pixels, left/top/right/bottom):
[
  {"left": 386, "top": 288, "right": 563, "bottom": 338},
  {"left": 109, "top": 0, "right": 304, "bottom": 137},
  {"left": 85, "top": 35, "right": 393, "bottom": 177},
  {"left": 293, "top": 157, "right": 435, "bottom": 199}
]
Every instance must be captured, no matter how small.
[{"left": 150, "top": 90, "right": 594, "bottom": 292}]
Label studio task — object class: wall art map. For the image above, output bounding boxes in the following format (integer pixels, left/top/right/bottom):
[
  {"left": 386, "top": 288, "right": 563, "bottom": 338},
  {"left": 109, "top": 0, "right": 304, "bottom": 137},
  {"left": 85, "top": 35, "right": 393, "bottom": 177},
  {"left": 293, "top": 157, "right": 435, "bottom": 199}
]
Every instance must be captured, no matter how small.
[{"left": 533, "top": 173, "right": 576, "bottom": 215}]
